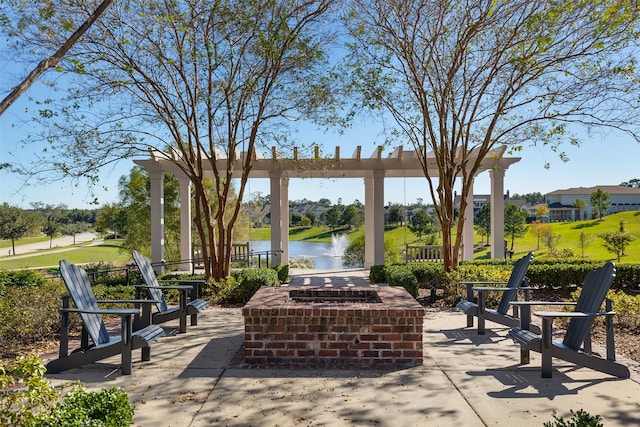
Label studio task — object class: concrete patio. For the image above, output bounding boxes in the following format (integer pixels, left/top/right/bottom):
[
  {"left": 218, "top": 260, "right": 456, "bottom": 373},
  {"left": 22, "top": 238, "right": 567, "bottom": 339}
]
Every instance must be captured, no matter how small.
[{"left": 43, "top": 268, "right": 640, "bottom": 426}]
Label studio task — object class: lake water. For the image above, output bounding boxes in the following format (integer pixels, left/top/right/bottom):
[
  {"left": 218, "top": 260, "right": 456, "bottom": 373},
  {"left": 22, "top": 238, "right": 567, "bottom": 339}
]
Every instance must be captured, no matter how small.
[{"left": 249, "top": 240, "right": 347, "bottom": 269}]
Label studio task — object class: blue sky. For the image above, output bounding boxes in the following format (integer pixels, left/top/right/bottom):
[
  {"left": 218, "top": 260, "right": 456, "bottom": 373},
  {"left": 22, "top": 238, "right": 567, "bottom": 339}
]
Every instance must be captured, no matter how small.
[{"left": 2, "top": 66, "right": 639, "bottom": 210}]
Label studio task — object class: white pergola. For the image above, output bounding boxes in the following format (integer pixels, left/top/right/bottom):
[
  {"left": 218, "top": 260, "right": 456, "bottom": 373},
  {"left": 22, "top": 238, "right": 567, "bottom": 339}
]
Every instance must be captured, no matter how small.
[{"left": 134, "top": 145, "right": 520, "bottom": 269}]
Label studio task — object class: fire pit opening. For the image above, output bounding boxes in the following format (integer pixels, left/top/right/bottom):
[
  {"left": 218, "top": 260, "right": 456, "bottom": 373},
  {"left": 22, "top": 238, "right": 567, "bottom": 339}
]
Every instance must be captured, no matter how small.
[
  {"left": 288, "top": 288, "right": 380, "bottom": 304},
  {"left": 243, "top": 286, "right": 425, "bottom": 369}
]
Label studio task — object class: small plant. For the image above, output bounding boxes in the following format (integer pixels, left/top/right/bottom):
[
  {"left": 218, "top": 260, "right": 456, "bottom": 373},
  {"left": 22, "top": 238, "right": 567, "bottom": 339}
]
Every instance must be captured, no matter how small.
[
  {"left": 1, "top": 355, "right": 134, "bottom": 426},
  {"left": 544, "top": 409, "right": 603, "bottom": 427}
]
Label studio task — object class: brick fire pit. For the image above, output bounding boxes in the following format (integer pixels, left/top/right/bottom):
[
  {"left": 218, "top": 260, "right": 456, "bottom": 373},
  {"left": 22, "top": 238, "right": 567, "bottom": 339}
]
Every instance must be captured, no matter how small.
[{"left": 242, "top": 286, "right": 425, "bottom": 369}]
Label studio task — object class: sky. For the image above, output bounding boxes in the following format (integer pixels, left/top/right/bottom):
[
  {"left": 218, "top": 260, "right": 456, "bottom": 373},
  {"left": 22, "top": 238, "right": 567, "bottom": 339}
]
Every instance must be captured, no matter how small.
[{"left": 2, "top": 65, "right": 640, "bottom": 210}]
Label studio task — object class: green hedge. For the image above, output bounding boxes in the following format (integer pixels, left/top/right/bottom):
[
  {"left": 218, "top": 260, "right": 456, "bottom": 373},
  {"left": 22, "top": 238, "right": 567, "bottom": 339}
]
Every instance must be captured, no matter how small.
[
  {"left": 369, "top": 261, "right": 640, "bottom": 296},
  {"left": 272, "top": 264, "right": 289, "bottom": 283},
  {"left": 212, "top": 268, "right": 280, "bottom": 305},
  {"left": 383, "top": 265, "right": 420, "bottom": 298}
]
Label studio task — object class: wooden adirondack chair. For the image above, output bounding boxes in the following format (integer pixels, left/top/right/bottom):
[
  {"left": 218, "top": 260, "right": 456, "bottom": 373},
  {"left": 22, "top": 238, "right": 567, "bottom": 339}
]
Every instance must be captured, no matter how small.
[
  {"left": 508, "top": 261, "right": 630, "bottom": 378},
  {"left": 457, "top": 252, "right": 535, "bottom": 334},
  {"left": 132, "top": 250, "right": 208, "bottom": 334},
  {"left": 46, "top": 260, "right": 165, "bottom": 375}
]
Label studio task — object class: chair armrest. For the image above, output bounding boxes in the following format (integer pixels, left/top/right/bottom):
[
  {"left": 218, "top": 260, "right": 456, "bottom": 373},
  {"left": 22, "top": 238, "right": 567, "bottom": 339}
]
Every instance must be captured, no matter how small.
[
  {"left": 535, "top": 310, "right": 614, "bottom": 318},
  {"left": 97, "top": 299, "right": 162, "bottom": 305},
  {"left": 472, "top": 286, "right": 520, "bottom": 292},
  {"left": 60, "top": 307, "right": 139, "bottom": 316},
  {"left": 157, "top": 279, "right": 205, "bottom": 299},
  {"left": 534, "top": 311, "right": 597, "bottom": 318},
  {"left": 460, "top": 281, "right": 508, "bottom": 285},
  {"left": 510, "top": 301, "right": 577, "bottom": 306}
]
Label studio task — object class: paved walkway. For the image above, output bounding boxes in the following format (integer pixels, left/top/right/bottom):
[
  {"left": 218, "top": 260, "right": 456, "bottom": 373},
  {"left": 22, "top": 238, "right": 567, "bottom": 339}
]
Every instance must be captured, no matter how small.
[
  {"left": 43, "top": 269, "right": 640, "bottom": 426},
  {"left": 0, "top": 232, "right": 100, "bottom": 258}
]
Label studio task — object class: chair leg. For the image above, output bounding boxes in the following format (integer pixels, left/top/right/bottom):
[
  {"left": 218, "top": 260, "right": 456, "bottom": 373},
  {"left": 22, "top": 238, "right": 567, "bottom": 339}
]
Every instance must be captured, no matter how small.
[
  {"left": 191, "top": 314, "right": 198, "bottom": 326},
  {"left": 541, "top": 317, "right": 553, "bottom": 378},
  {"left": 179, "top": 290, "right": 188, "bottom": 333},
  {"left": 141, "top": 346, "right": 151, "bottom": 362},
  {"left": 466, "top": 283, "right": 474, "bottom": 327},
  {"left": 477, "top": 290, "right": 486, "bottom": 335},
  {"left": 121, "top": 314, "right": 133, "bottom": 375}
]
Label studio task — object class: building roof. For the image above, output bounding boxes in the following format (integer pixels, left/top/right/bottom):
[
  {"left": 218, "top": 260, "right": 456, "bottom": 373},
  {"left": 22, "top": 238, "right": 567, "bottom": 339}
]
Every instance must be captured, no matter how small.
[{"left": 546, "top": 185, "right": 640, "bottom": 196}]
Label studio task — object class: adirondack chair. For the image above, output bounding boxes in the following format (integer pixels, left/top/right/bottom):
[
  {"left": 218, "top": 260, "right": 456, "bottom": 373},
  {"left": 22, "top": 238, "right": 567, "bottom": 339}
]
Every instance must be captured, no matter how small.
[
  {"left": 46, "top": 260, "right": 165, "bottom": 375},
  {"left": 456, "top": 252, "right": 535, "bottom": 335},
  {"left": 132, "top": 250, "right": 208, "bottom": 334},
  {"left": 508, "top": 261, "right": 630, "bottom": 378}
]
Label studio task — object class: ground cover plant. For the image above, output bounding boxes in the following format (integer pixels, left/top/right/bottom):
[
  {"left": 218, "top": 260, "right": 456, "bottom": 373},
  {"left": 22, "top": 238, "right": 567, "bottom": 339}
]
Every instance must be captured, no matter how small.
[{"left": 1, "top": 355, "right": 134, "bottom": 426}]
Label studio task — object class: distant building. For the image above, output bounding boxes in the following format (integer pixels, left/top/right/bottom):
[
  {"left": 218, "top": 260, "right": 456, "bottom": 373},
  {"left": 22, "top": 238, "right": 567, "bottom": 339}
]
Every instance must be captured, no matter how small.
[
  {"left": 545, "top": 185, "right": 640, "bottom": 221},
  {"left": 455, "top": 190, "right": 532, "bottom": 216}
]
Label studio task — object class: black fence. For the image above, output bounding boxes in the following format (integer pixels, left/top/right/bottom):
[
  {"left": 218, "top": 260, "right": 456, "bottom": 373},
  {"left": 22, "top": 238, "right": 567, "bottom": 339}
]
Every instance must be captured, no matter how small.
[{"left": 78, "top": 249, "right": 281, "bottom": 285}]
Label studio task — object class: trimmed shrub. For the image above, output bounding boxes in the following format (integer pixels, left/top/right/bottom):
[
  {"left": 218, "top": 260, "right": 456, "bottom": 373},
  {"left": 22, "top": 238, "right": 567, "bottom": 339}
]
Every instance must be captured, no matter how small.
[
  {"left": 404, "top": 263, "right": 446, "bottom": 288},
  {"left": 214, "top": 268, "right": 280, "bottom": 305},
  {"left": 0, "top": 278, "right": 66, "bottom": 356},
  {"left": 369, "top": 265, "right": 387, "bottom": 283},
  {"left": 385, "top": 265, "right": 419, "bottom": 298},
  {"left": 0, "top": 270, "right": 49, "bottom": 297},
  {"left": 272, "top": 264, "right": 289, "bottom": 283}
]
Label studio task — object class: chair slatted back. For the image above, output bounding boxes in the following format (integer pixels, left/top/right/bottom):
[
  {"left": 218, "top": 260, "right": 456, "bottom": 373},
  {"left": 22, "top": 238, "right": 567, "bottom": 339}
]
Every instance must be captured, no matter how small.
[
  {"left": 563, "top": 262, "right": 615, "bottom": 350},
  {"left": 132, "top": 250, "right": 168, "bottom": 313},
  {"left": 496, "top": 252, "right": 534, "bottom": 315},
  {"left": 59, "top": 260, "right": 110, "bottom": 346}
]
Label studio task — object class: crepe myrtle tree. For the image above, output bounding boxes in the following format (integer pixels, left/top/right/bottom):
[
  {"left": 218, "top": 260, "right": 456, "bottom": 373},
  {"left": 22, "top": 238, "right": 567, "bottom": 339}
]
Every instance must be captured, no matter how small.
[
  {"left": 3, "top": 0, "right": 336, "bottom": 280},
  {"left": 343, "top": 0, "right": 640, "bottom": 271}
]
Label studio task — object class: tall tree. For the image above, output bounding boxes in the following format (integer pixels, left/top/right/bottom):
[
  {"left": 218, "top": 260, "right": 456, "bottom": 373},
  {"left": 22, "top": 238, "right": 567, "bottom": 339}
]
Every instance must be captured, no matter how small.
[
  {"left": 573, "top": 199, "right": 587, "bottom": 221},
  {"left": 535, "top": 205, "right": 549, "bottom": 222},
  {"left": 529, "top": 221, "right": 549, "bottom": 251},
  {"left": 386, "top": 203, "right": 407, "bottom": 227},
  {"left": 408, "top": 209, "right": 435, "bottom": 241},
  {"left": 620, "top": 179, "right": 640, "bottom": 188},
  {"left": 42, "top": 218, "right": 61, "bottom": 249},
  {"left": 590, "top": 188, "right": 611, "bottom": 220},
  {"left": 344, "top": 0, "right": 640, "bottom": 271},
  {"left": 3, "top": 0, "right": 335, "bottom": 280},
  {"left": 0, "top": 203, "right": 30, "bottom": 255},
  {"left": 95, "top": 203, "right": 127, "bottom": 239},
  {"left": 474, "top": 204, "right": 491, "bottom": 245},
  {"left": 504, "top": 204, "right": 528, "bottom": 251}
]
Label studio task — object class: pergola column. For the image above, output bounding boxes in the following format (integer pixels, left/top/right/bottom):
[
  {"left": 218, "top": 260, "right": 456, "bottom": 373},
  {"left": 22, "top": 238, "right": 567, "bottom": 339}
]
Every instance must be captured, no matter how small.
[
  {"left": 149, "top": 170, "right": 165, "bottom": 273},
  {"left": 364, "top": 170, "right": 385, "bottom": 267},
  {"left": 462, "top": 179, "right": 474, "bottom": 261},
  {"left": 281, "top": 177, "right": 289, "bottom": 264},
  {"left": 178, "top": 177, "right": 192, "bottom": 271},
  {"left": 269, "top": 171, "right": 283, "bottom": 266},
  {"left": 490, "top": 168, "right": 506, "bottom": 259}
]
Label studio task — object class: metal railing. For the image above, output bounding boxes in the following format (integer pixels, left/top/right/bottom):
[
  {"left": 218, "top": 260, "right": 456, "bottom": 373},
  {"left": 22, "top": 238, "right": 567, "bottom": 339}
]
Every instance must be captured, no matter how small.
[{"left": 60, "top": 249, "right": 281, "bottom": 285}]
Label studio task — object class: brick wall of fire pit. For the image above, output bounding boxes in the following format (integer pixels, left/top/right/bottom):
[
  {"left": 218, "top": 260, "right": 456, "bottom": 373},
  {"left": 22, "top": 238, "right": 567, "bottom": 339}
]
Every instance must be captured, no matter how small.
[{"left": 242, "top": 286, "right": 425, "bottom": 369}]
